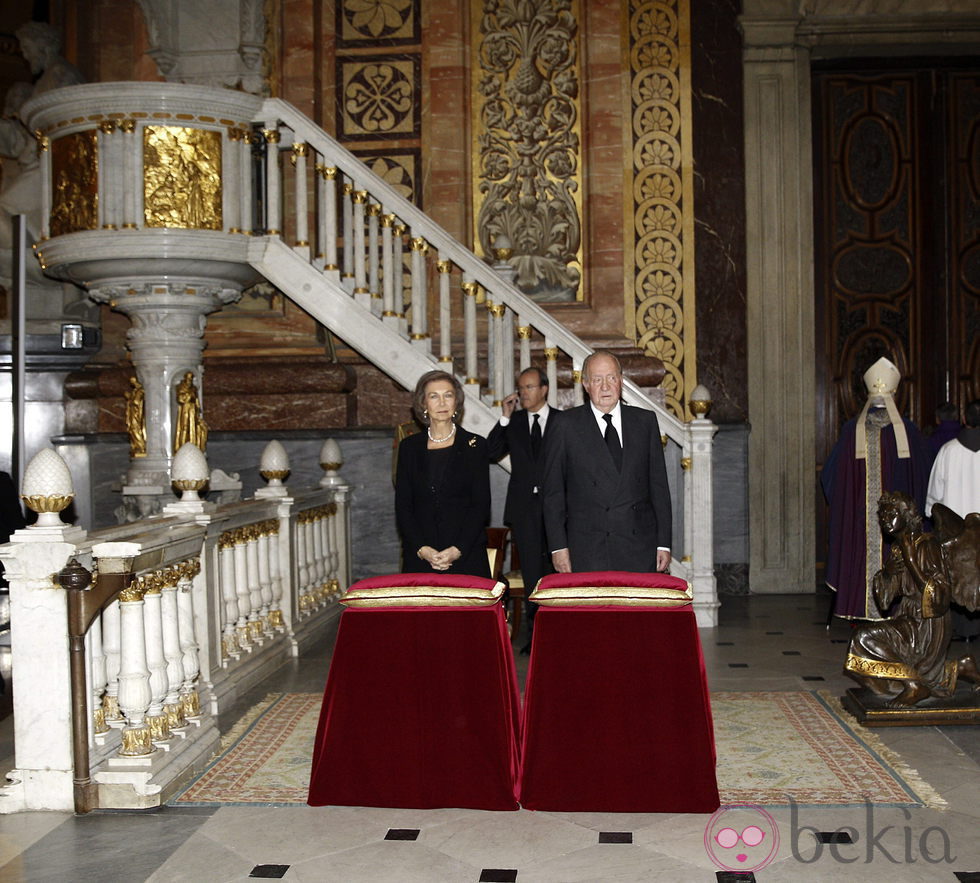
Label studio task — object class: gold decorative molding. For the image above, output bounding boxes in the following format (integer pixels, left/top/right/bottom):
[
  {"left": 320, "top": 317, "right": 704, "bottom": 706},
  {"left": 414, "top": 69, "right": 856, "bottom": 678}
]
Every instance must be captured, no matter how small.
[
  {"left": 50, "top": 131, "right": 98, "bottom": 236},
  {"left": 143, "top": 126, "right": 222, "bottom": 230},
  {"left": 471, "top": 0, "right": 584, "bottom": 303},
  {"left": 625, "top": 0, "right": 697, "bottom": 419}
]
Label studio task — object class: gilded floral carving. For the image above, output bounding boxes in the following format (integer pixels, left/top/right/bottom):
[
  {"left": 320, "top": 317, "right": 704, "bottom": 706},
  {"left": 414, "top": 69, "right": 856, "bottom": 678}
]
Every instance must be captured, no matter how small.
[
  {"left": 472, "top": 0, "right": 583, "bottom": 302},
  {"left": 628, "top": 0, "right": 696, "bottom": 418}
]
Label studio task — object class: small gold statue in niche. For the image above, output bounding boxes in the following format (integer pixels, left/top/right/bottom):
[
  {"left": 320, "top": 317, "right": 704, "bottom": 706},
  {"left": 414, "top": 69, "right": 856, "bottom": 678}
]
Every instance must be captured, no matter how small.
[
  {"left": 124, "top": 375, "right": 147, "bottom": 457},
  {"left": 173, "top": 372, "right": 208, "bottom": 454},
  {"left": 143, "top": 126, "right": 222, "bottom": 230}
]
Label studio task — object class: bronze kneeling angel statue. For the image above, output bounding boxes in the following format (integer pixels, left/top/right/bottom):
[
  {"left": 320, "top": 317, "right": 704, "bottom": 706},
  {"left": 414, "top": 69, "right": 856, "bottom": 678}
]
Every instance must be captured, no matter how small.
[{"left": 844, "top": 491, "right": 980, "bottom": 707}]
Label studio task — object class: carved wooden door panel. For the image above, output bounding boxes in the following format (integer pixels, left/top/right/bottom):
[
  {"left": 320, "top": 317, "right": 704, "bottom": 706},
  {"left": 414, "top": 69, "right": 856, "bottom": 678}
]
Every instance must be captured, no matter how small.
[{"left": 812, "top": 63, "right": 980, "bottom": 576}]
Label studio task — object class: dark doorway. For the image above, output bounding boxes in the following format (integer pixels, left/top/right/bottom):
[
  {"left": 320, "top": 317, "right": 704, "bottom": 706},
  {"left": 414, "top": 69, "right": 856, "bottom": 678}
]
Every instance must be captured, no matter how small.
[{"left": 812, "top": 60, "right": 980, "bottom": 578}]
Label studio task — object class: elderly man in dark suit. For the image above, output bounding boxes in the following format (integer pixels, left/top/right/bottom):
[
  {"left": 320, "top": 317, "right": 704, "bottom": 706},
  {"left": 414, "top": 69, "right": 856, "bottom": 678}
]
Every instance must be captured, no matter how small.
[
  {"left": 542, "top": 351, "right": 671, "bottom": 573},
  {"left": 488, "top": 367, "right": 563, "bottom": 649}
]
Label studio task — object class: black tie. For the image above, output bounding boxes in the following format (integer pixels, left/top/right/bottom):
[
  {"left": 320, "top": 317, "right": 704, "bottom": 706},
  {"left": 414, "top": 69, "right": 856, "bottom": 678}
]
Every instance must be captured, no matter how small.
[
  {"left": 531, "top": 413, "right": 542, "bottom": 457},
  {"left": 603, "top": 413, "right": 622, "bottom": 471}
]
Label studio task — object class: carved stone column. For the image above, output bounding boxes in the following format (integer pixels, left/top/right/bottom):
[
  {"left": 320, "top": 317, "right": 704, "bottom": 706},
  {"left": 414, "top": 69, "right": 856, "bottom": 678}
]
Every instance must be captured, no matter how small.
[{"left": 88, "top": 281, "right": 240, "bottom": 508}]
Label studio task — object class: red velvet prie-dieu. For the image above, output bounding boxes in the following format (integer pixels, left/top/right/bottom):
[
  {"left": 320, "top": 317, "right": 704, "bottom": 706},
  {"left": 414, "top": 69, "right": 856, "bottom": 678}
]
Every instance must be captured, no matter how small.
[
  {"left": 519, "top": 572, "right": 719, "bottom": 813},
  {"left": 307, "top": 573, "right": 521, "bottom": 810}
]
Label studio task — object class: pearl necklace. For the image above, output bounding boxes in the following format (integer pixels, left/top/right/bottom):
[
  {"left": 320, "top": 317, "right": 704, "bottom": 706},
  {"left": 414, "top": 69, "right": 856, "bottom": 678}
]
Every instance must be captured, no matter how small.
[{"left": 427, "top": 423, "right": 456, "bottom": 444}]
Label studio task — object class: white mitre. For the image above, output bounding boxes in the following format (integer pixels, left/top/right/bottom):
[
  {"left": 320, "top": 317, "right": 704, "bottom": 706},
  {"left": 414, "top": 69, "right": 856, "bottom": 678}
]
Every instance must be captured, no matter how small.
[{"left": 855, "top": 356, "right": 909, "bottom": 459}]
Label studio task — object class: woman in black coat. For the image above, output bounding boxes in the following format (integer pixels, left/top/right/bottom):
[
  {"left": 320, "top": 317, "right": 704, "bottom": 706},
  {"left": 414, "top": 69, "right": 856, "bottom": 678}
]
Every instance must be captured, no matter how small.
[{"left": 395, "top": 370, "right": 491, "bottom": 579}]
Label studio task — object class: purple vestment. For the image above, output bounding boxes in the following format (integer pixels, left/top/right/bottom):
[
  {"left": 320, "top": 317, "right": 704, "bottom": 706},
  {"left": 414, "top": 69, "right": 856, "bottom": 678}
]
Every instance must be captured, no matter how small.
[{"left": 821, "top": 411, "right": 933, "bottom": 619}]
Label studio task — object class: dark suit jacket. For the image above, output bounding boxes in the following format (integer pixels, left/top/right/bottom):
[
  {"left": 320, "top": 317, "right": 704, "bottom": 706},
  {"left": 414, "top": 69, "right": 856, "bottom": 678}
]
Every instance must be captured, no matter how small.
[
  {"left": 487, "top": 408, "right": 564, "bottom": 591},
  {"left": 541, "top": 403, "right": 671, "bottom": 572},
  {"left": 395, "top": 428, "right": 491, "bottom": 578}
]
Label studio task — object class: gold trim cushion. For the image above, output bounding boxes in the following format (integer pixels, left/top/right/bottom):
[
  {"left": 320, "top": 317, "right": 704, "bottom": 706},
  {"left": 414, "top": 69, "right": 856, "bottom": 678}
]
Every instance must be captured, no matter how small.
[
  {"left": 340, "top": 573, "right": 506, "bottom": 609},
  {"left": 530, "top": 571, "right": 692, "bottom": 608}
]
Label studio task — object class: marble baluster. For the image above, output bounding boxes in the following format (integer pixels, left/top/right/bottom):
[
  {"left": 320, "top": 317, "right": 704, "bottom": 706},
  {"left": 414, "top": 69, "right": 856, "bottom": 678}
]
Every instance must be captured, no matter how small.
[
  {"left": 341, "top": 180, "right": 354, "bottom": 293},
  {"left": 98, "top": 121, "right": 119, "bottom": 230},
  {"left": 142, "top": 573, "right": 171, "bottom": 744},
  {"left": 368, "top": 203, "right": 382, "bottom": 316},
  {"left": 263, "top": 126, "right": 281, "bottom": 236},
  {"left": 545, "top": 342, "right": 559, "bottom": 408},
  {"left": 88, "top": 615, "right": 109, "bottom": 735},
  {"left": 116, "top": 579, "right": 154, "bottom": 757},
  {"left": 218, "top": 535, "right": 240, "bottom": 660},
  {"left": 296, "top": 511, "right": 310, "bottom": 615},
  {"left": 233, "top": 531, "right": 253, "bottom": 648},
  {"left": 462, "top": 278, "right": 480, "bottom": 393},
  {"left": 239, "top": 127, "right": 253, "bottom": 233},
  {"left": 265, "top": 521, "right": 284, "bottom": 629},
  {"left": 121, "top": 119, "right": 138, "bottom": 229},
  {"left": 321, "top": 166, "right": 339, "bottom": 275},
  {"left": 394, "top": 223, "right": 407, "bottom": 336},
  {"left": 381, "top": 214, "right": 398, "bottom": 329},
  {"left": 437, "top": 257, "right": 452, "bottom": 366},
  {"left": 37, "top": 132, "right": 51, "bottom": 240},
  {"left": 291, "top": 142, "right": 309, "bottom": 256},
  {"left": 352, "top": 191, "right": 369, "bottom": 309},
  {"left": 518, "top": 320, "right": 532, "bottom": 371},
  {"left": 177, "top": 559, "right": 202, "bottom": 718},
  {"left": 101, "top": 600, "right": 124, "bottom": 724},
  {"left": 160, "top": 566, "right": 187, "bottom": 731},
  {"left": 503, "top": 305, "right": 515, "bottom": 391},
  {"left": 410, "top": 235, "right": 429, "bottom": 351},
  {"left": 257, "top": 523, "right": 274, "bottom": 632},
  {"left": 245, "top": 526, "right": 265, "bottom": 640},
  {"left": 224, "top": 127, "right": 242, "bottom": 234},
  {"left": 310, "top": 509, "right": 325, "bottom": 607}
]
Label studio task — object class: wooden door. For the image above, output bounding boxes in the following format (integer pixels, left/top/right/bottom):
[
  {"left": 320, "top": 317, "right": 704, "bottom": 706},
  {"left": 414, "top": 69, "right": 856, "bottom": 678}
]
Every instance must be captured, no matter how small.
[{"left": 812, "top": 61, "right": 980, "bottom": 576}]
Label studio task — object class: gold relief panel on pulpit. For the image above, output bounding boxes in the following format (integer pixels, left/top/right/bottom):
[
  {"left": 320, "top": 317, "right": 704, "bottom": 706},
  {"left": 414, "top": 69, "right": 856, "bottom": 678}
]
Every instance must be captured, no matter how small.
[
  {"left": 50, "top": 131, "right": 98, "bottom": 237},
  {"left": 143, "top": 126, "right": 222, "bottom": 230}
]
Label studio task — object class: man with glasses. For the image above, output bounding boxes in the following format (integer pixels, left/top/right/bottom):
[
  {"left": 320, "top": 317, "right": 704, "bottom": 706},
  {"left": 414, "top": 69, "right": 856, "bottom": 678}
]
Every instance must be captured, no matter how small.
[
  {"left": 542, "top": 351, "right": 672, "bottom": 574},
  {"left": 489, "top": 367, "right": 564, "bottom": 650}
]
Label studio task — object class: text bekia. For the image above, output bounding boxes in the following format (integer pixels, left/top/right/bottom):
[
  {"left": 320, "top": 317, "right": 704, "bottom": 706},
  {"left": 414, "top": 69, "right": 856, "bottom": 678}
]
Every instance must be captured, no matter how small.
[{"left": 790, "top": 799, "right": 954, "bottom": 864}]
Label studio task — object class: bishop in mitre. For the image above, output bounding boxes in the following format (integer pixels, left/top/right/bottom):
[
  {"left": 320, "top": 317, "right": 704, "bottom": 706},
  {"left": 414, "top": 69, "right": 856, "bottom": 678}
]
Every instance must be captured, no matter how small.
[{"left": 821, "top": 357, "right": 933, "bottom": 619}]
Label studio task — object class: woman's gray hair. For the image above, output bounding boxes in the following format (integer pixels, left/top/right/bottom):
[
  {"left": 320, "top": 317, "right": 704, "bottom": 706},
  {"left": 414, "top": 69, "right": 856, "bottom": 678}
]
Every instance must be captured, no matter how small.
[{"left": 412, "top": 370, "right": 465, "bottom": 425}]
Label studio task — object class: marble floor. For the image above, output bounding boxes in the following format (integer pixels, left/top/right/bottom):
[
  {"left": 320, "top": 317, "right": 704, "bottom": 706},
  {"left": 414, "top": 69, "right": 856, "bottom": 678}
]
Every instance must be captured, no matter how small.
[{"left": 1, "top": 592, "right": 979, "bottom": 882}]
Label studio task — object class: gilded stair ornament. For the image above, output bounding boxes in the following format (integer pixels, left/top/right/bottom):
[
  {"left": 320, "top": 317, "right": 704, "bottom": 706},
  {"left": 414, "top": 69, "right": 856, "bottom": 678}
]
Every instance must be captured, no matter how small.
[
  {"left": 143, "top": 126, "right": 222, "bottom": 230},
  {"left": 472, "top": 0, "right": 584, "bottom": 302}
]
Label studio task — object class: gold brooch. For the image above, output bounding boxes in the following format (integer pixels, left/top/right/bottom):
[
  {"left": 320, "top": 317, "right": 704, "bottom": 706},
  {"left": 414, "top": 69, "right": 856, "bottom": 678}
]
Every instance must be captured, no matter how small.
[{"left": 468, "top": 437, "right": 476, "bottom": 447}]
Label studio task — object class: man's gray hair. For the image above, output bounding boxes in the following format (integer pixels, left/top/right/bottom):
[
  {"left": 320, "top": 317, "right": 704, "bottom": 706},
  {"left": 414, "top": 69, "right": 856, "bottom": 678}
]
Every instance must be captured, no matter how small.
[{"left": 582, "top": 350, "right": 622, "bottom": 380}]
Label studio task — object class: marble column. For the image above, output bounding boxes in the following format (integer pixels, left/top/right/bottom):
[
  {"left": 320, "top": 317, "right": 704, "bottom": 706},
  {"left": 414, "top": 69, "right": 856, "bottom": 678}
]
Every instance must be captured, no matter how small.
[{"left": 88, "top": 281, "right": 241, "bottom": 519}]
